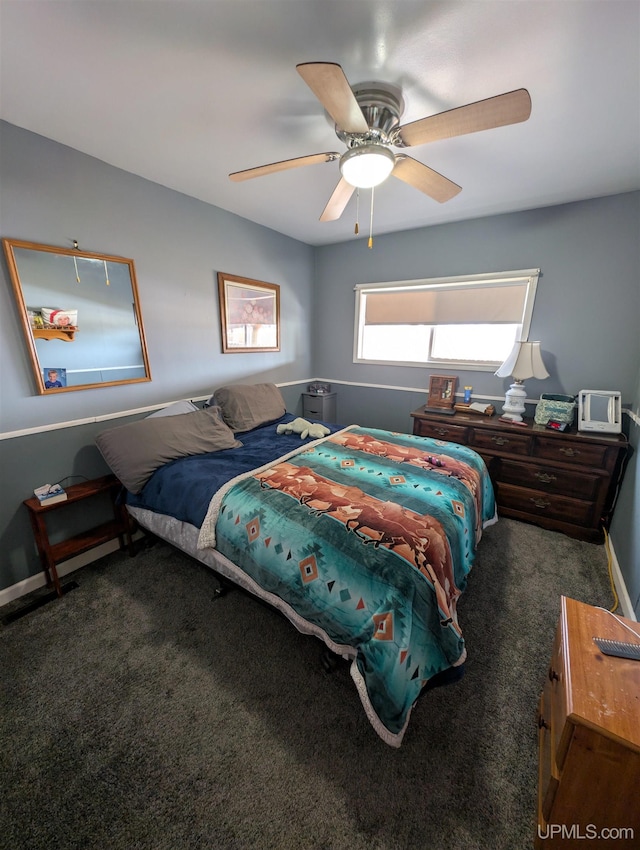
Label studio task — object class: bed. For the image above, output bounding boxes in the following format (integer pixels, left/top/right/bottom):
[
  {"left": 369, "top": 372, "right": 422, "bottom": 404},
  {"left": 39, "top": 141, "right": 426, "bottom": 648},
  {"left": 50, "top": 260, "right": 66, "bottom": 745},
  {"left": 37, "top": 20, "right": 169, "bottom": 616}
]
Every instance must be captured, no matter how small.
[{"left": 97, "top": 383, "right": 496, "bottom": 747}]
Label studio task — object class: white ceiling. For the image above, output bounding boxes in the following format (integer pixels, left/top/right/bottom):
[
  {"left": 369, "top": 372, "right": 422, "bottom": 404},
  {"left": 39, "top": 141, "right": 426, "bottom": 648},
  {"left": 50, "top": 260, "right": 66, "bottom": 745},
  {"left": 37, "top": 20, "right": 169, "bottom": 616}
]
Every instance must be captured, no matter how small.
[{"left": 1, "top": 1, "right": 639, "bottom": 247}]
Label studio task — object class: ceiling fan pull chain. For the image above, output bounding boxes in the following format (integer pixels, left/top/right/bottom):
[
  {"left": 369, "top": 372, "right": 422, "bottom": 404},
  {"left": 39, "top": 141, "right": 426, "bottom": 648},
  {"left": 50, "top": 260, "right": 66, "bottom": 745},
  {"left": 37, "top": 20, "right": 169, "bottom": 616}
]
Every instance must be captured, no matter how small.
[
  {"left": 368, "top": 187, "right": 375, "bottom": 248},
  {"left": 354, "top": 188, "right": 360, "bottom": 235}
]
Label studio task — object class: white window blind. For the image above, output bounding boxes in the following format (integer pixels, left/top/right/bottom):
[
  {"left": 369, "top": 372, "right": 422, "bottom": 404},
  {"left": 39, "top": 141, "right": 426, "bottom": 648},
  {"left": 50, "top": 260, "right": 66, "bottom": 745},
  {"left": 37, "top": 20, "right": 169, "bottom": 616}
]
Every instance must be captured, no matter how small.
[
  {"left": 364, "top": 281, "right": 528, "bottom": 325},
  {"left": 354, "top": 269, "right": 540, "bottom": 369}
]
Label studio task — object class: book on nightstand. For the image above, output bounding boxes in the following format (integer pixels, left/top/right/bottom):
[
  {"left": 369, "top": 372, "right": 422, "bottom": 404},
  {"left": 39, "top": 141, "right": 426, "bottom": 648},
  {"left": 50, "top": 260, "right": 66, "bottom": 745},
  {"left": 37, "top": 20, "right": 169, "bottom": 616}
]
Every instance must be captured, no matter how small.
[
  {"left": 453, "top": 402, "right": 495, "bottom": 416},
  {"left": 33, "top": 483, "right": 67, "bottom": 505}
]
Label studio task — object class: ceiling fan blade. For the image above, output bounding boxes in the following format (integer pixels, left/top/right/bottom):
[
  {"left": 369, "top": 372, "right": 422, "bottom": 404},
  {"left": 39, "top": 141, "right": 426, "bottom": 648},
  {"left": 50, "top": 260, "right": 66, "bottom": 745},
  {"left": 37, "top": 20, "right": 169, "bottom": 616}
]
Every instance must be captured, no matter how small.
[
  {"left": 297, "top": 62, "right": 369, "bottom": 134},
  {"left": 229, "top": 152, "right": 339, "bottom": 182},
  {"left": 392, "top": 156, "right": 461, "bottom": 203},
  {"left": 398, "top": 89, "right": 532, "bottom": 147},
  {"left": 320, "top": 178, "right": 356, "bottom": 221}
]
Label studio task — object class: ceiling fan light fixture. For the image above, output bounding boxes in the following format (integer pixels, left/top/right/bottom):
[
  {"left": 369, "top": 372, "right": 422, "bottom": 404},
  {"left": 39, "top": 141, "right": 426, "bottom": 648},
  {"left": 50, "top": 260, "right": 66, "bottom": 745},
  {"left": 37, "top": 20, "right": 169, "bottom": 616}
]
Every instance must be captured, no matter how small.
[{"left": 339, "top": 144, "right": 395, "bottom": 188}]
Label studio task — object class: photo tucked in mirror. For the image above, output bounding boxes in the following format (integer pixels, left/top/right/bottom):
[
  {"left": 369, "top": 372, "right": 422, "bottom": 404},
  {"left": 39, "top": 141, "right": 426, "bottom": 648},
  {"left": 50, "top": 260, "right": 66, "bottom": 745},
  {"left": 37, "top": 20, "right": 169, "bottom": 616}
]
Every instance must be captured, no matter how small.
[{"left": 2, "top": 239, "right": 151, "bottom": 394}]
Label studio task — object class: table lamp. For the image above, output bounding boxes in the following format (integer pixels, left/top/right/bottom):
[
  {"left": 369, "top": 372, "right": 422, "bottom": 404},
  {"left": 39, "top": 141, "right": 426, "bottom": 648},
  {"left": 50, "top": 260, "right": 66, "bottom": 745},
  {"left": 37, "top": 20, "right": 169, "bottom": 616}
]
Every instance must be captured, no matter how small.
[{"left": 495, "top": 341, "right": 549, "bottom": 422}]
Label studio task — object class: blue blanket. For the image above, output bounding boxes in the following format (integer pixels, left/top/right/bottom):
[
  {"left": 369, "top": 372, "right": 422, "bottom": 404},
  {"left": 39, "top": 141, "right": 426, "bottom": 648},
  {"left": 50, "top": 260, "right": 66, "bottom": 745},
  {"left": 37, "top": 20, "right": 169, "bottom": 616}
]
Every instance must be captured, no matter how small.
[
  {"left": 126, "top": 413, "right": 341, "bottom": 527},
  {"left": 196, "top": 426, "right": 495, "bottom": 746}
]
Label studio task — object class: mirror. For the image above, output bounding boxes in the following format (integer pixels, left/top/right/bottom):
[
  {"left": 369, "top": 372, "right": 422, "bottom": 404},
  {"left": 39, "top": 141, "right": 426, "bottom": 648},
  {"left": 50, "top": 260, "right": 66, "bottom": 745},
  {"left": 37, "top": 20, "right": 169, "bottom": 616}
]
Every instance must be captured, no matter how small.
[
  {"left": 578, "top": 390, "right": 622, "bottom": 434},
  {"left": 2, "top": 239, "right": 151, "bottom": 394}
]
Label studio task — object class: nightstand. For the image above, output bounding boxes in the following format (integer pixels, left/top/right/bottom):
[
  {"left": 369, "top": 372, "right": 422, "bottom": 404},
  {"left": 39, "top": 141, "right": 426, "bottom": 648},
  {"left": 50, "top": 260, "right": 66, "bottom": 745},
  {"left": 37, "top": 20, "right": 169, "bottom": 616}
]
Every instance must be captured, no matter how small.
[
  {"left": 23, "top": 474, "right": 135, "bottom": 597},
  {"left": 302, "top": 391, "right": 337, "bottom": 422},
  {"left": 535, "top": 597, "right": 640, "bottom": 848}
]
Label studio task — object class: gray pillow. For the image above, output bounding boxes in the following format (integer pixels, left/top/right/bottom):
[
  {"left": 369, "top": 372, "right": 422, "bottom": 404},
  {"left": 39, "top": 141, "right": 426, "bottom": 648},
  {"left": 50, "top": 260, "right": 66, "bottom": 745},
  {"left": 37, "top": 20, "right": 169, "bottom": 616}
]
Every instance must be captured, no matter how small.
[
  {"left": 213, "top": 383, "right": 286, "bottom": 432},
  {"left": 96, "top": 406, "right": 242, "bottom": 493}
]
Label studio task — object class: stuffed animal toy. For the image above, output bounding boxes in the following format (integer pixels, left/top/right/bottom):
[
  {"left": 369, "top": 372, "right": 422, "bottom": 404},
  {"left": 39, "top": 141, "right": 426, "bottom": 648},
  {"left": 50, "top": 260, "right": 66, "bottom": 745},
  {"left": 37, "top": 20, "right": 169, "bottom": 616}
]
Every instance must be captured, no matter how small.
[{"left": 276, "top": 417, "right": 330, "bottom": 440}]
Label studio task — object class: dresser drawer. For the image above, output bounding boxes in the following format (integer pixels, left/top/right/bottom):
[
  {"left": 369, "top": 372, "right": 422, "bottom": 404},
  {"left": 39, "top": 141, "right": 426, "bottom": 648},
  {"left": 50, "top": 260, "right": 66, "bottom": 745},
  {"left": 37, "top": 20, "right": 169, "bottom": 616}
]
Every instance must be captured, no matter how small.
[
  {"left": 470, "top": 428, "right": 532, "bottom": 456},
  {"left": 498, "top": 459, "right": 601, "bottom": 501},
  {"left": 413, "top": 419, "right": 470, "bottom": 442},
  {"left": 410, "top": 408, "right": 628, "bottom": 542},
  {"left": 304, "top": 401, "right": 327, "bottom": 418},
  {"left": 495, "top": 483, "right": 595, "bottom": 526},
  {"left": 548, "top": 626, "right": 570, "bottom": 771},
  {"left": 538, "top": 686, "right": 560, "bottom": 825},
  {"left": 533, "top": 436, "right": 610, "bottom": 468}
]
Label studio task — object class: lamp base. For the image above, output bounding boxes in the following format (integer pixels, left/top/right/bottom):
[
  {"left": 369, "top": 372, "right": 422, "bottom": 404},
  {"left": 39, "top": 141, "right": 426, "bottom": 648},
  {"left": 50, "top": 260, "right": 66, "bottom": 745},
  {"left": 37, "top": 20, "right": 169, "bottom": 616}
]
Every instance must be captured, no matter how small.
[{"left": 501, "top": 381, "right": 527, "bottom": 422}]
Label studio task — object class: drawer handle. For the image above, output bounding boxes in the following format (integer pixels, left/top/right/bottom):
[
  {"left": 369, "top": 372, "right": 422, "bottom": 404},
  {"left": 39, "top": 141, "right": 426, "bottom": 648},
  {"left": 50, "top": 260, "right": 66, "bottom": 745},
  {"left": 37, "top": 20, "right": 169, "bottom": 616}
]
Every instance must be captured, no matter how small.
[
  {"left": 537, "top": 714, "right": 550, "bottom": 730},
  {"left": 559, "top": 447, "right": 580, "bottom": 457},
  {"left": 535, "top": 472, "right": 557, "bottom": 484},
  {"left": 435, "top": 428, "right": 449, "bottom": 437},
  {"left": 530, "top": 497, "right": 551, "bottom": 509},
  {"left": 491, "top": 436, "right": 509, "bottom": 446},
  {"left": 548, "top": 667, "right": 559, "bottom": 682}
]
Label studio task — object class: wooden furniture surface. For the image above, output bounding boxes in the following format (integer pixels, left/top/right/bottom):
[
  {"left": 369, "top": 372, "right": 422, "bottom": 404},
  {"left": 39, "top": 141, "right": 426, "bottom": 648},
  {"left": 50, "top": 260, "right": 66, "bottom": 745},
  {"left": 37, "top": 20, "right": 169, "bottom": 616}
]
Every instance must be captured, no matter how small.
[
  {"left": 535, "top": 596, "right": 640, "bottom": 849},
  {"left": 410, "top": 408, "right": 628, "bottom": 542},
  {"left": 23, "top": 474, "right": 134, "bottom": 597}
]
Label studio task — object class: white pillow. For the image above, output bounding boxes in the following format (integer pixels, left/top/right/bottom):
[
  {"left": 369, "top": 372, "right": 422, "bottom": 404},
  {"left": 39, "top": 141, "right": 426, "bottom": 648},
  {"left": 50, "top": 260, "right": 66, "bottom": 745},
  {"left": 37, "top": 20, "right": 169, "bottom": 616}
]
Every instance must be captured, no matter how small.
[{"left": 147, "top": 400, "right": 198, "bottom": 418}]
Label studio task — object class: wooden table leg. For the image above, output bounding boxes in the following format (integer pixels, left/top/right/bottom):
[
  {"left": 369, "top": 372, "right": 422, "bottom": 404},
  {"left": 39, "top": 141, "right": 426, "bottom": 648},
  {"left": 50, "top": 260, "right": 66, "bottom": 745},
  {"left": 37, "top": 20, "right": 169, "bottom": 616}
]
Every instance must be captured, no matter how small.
[
  {"left": 111, "top": 489, "right": 136, "bottom": 556},
  {"left": 27, "top": 509, "right": 62, "bottom": 597}
]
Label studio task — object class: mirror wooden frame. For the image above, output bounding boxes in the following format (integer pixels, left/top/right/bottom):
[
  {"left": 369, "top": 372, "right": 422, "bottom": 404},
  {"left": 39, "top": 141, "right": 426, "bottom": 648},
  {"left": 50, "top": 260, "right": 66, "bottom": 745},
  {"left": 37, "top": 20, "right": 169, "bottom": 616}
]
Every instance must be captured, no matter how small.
[
  {"left": 217, "top": 272, "right": 280, "bottom": 353},
  {"left": 2, "top": 238, "right": 152, "bottom": 394}
]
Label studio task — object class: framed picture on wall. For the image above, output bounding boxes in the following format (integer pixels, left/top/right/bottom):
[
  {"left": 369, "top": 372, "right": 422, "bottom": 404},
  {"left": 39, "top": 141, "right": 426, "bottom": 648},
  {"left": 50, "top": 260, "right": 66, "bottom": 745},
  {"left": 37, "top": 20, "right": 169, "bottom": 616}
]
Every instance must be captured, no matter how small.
[{"left": 217, "top": 272, "right": 280, "bottom": 353}]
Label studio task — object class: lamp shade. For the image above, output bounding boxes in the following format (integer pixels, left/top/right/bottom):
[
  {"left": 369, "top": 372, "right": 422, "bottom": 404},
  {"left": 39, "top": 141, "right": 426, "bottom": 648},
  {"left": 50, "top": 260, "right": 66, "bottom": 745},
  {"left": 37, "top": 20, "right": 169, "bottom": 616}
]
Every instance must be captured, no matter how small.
[
  {"left": 495, "top": 341, "right": 549, "bottom": 380},
  {"left": 340, "top": 144, "right": 395, "bottom": 188}
]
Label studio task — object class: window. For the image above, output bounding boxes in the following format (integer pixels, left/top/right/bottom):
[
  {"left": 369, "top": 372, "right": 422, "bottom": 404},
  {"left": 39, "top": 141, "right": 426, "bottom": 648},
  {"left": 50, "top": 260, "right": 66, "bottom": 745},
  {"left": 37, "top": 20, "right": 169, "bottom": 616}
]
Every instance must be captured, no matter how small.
[{"left": 353, "top": 269, "right": 540, "bottom": 370}]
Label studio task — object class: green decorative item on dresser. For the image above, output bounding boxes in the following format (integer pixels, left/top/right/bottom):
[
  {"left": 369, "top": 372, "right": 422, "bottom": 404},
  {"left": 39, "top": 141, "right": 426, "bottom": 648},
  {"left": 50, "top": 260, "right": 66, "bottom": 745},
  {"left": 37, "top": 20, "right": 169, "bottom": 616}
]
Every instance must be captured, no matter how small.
[{"left": 534, "top": 393, "right": 576, "bottom": 426}]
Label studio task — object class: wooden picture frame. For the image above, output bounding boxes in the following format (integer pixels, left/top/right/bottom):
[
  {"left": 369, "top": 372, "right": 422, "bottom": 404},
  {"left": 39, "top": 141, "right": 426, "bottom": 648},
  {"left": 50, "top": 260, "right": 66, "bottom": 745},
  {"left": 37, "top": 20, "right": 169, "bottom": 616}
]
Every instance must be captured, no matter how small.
[
  {"left": 2, "top": 238, "right": 151, "bottom": 394},
  {"left": 426, "top": 375, "right": 458, "bottom": 412},
  {"left": 217, "top": 272, "right": 280, "bottom": 353}
]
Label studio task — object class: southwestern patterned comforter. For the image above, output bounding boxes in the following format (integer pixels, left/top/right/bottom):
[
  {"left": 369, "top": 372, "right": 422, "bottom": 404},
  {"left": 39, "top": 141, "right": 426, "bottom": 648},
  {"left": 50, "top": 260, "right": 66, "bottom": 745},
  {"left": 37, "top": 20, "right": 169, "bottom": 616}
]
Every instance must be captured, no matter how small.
[{"left": 190, "top": 423, "right": 496, "bottom": 747}]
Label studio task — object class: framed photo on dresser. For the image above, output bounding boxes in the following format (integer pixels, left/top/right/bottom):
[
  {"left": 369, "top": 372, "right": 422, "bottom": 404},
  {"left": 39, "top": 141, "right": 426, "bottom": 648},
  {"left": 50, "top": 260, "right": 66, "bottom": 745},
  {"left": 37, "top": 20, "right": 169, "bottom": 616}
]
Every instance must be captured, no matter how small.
[{"left": 426, "top": 375, "right": 457, "bottom": 413}]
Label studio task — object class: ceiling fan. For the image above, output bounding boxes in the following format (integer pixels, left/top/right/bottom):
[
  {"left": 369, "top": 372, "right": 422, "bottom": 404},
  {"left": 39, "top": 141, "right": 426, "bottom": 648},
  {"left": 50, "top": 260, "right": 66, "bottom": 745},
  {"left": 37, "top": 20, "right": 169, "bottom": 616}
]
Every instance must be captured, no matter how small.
[{"left": 229, "top": 62, "right": 532, "bottom": 223}]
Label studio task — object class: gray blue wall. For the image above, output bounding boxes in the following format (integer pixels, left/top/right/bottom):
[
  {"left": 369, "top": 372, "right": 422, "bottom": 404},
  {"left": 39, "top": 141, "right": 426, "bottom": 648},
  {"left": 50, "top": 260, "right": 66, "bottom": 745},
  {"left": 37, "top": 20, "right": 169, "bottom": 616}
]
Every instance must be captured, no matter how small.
[
  {"left": 610, "top": 366, "right": 640, "bottom": 613},
  {"left": 312, "top": 194, "right": 639, "bottom": 410},
  {"left": 0, "top": 121, "right": 314, "bottom": 590},
  {"left": 312, "top": 192, "right": 640, "bottom": 614},
  {"left": 1, "top": 121, "right": 638, "bottom": 615}
]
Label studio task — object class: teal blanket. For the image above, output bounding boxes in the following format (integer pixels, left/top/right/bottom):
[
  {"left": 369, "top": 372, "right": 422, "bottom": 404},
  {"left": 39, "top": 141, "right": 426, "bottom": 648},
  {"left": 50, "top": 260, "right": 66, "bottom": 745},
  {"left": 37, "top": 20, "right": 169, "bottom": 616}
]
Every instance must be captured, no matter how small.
[{"left": 198, "top": 426, "right": 495, "bottom": 746}]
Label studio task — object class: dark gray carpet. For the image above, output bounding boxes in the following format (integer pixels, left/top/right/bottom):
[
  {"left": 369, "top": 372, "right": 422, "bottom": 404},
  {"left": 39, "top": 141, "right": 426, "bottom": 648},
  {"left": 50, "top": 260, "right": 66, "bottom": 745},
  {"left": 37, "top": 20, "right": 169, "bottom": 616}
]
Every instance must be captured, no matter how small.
[{"left": 1, "top": 519, "right": 613, "bottom": 850}]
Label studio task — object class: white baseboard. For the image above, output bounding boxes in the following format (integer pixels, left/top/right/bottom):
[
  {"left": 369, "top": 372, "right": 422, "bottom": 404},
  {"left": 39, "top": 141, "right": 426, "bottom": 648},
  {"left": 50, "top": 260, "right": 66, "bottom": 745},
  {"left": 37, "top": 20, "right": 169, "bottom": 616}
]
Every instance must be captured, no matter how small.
[
  {"left": 0, "top": 535, "right": 141, "bottom": 608},
  {"left": 608, "top": 534, "right": 636, "bottom": 620}
]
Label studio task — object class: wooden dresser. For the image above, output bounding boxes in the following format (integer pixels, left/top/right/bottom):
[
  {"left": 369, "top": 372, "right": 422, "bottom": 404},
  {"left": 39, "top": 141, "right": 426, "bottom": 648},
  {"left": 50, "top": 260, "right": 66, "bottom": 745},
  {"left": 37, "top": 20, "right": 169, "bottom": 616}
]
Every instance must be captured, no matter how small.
[
  {"left": 410, "top": 408, "right": 628, "bottom": 542},
  {"left": 535, "top": 597, "right": 640, "bottom": 848}
]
